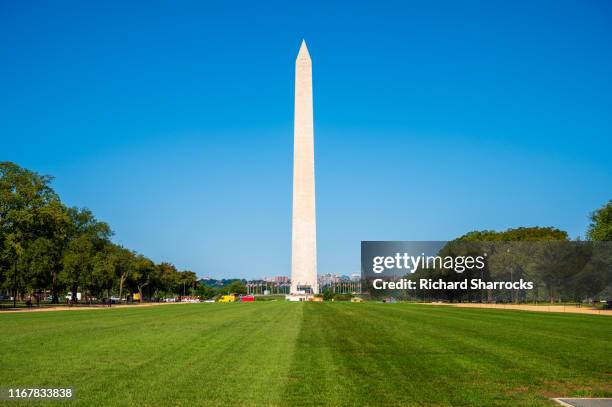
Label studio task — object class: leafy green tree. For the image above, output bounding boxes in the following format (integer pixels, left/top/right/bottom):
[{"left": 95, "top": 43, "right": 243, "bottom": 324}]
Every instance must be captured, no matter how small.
[
  {"left": 459, "top": 226, "right": 568, "bottom": 242},
  {"left": 321, "top": 289, "right": 334, "bottom": 301},
  {"left": 178, "top": 270, "right": 197, "bottom": 297},
  {"left": 61, "top": 235, "right": 94, "bottom": 301},
  {"left": 21, "top": 238, "right": 57, "bottom": 294},
  {"left": 130, "top": 255, "right": 157, "bottom": 301},
  {"left": 223, "top": 280, "right": 246, "bottom": 295},
  {"left": 19, "top": 201, "right": 71, "bottom": 302},
  {"left": 587, "top": 200, "right": 612, "bottom": 241},
  {"left": 196, "top": 284, "right": 217, "bottom": 300},
  {"left": 92, "top": 243, "right": 126, "bottom": 299},
  {"left": 157, "top": 262, "right": 180, "bottom": 296},
  {"left": 0, "top": 162, "right": 64, "bottom": 305},
  {"left": 1, "top": 163, "right": 195, "bottom": 305},
  {"left": 59, "top": 208, "right": 111, "bottom": 301},
  {"left": 114, "top": 247, "right": 136, "bottom": 301},
  {"left": 414, "top": 227, "right": 571, "bottom": 303}
]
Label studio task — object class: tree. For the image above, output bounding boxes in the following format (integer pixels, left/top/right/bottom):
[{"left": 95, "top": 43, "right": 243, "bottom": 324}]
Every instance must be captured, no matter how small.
[
  {"left": 322, "top": 289, "right": 334, "bottom": 301},
  {"left": 459, "top": 226, "right": 568, "bottom": 242},
  {"left": 223, "top": 280, "right": 246, "bottom": 295},
  {"left": 114, "top": 247, "right": 136, "bottom": 301},
  {"left": 157, "top": 262, "right": 180, "bottom": 296},
  {"left": 434, "top": 227, "right": 571, "bottom": 303},
  {"left": 92, "top": 243, "right": 124, "bottom": 299},
  {"left": 587, "top": 200, "right": 612, "bottom": 241},
  {"left": 177, "top": 270, "right": 197, "bottom": 297},
  {"left": 131, "top": 255, "right": 156, "bottom": 301},
  {"left": 61, "top": 235, "right": 94, "bottom": 302},
  {"left": 21, "top": 237, "right": 57, "bottom": 296},
  {"left": 1, "top": 163, "right": 189, "bottom": 306},
  {"left": 195, "top": 284, "right": 217, "bottom": 300},
  {"left": 19, "top": 201, "right": 71, "bottom": 302},
  {"left": 0, "top": 162, "right": 63, "bottom": 305},
  {"left": 59, "top": 208, "right": 111, "bottom": 302}
]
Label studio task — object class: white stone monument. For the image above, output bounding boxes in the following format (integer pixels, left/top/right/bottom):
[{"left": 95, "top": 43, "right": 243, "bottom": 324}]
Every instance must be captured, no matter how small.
[{"left": 290, "top": 40, "right": 318, "bottom": 296}]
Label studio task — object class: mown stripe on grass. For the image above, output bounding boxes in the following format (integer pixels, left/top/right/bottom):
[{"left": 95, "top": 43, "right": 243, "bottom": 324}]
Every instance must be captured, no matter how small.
[
  {"left": 282, "top": 302, "right": 612, "bottom": 406},
  {"left": 357, "top": 304, "right": 611, "bottom": 404},
  {"left": 0, "top": 302, "right": 303, "bottom": 407}
]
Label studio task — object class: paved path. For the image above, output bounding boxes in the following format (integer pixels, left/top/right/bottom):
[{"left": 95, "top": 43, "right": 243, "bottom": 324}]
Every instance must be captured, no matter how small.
[
  {"left": 0, "top": 301, "right": 194, "bottom": 313},
  {"left": 428, "top": 302, "right": 611, "bottom": 316},
  {"left": 553, "top": 398, "right": 612, "bottom": 406}
]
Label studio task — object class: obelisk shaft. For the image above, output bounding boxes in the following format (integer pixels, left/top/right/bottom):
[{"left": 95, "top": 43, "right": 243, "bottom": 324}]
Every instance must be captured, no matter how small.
[{"left": 291, "top": 40, "right": 318, "bottom": 294}]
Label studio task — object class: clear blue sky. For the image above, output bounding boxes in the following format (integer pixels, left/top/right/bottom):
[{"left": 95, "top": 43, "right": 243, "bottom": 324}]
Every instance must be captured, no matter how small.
[{"left": 1, "top": 1, "right": 611, "bottom": 279}]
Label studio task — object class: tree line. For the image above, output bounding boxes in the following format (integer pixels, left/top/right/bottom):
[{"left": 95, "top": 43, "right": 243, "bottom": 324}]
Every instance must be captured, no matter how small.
[
  {"left": 407, "top": 221, "right": 612, "bottom": 303},
  {"left": 0, "top": 162, "right": 197, "bottom": 304},
  {"left": 364, "top": 202, "right": 611, "bottom": 303},
  {"left": 195, "top": 279, "right": 248, "bottom": 300}
]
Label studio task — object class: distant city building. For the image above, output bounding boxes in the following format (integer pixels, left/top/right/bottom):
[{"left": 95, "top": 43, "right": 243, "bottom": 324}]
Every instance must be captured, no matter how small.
[
  {"left": 246, "top": 279, "right": 291, "bottom": 295},
  {"left": 263, "top": 276, "right": 290, "bottom": 283},
  {"left": 318, "top": 273, "right": 362, "bottom": 294},
  {"left": 318, "top": 273, "right": 337, "bottom": 286}
]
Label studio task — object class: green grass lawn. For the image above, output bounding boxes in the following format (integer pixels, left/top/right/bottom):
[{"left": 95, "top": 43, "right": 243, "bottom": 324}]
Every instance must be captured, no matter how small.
[{"left": 1, "top": 302, "right": 610, "bottom": 406}]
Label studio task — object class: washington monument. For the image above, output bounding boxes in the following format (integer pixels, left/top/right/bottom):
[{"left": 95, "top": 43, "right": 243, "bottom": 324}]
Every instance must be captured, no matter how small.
[{"left": 291, "top": 40, "right": 318, "bottom": 295}]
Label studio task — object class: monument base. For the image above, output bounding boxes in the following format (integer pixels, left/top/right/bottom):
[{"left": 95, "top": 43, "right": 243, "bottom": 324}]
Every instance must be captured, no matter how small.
[{"left": 285, "top": 294, "right": 314, "bottom": 302}]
